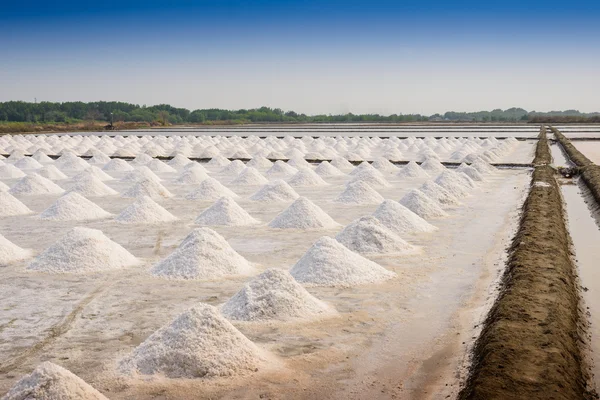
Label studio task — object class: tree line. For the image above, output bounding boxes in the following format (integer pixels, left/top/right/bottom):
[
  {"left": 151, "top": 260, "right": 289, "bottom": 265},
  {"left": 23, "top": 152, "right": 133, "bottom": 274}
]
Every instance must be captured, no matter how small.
[{"left": 0, "top": 101, "right": 598, "bottom": 124}]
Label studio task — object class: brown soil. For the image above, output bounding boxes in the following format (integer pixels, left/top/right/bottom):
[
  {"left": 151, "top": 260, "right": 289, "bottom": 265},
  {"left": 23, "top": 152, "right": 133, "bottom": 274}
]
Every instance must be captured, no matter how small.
[
  {"left": 534, "top": 126, "right": 552, "bottom": 165},
  {"left": 458, "top": 134, "right": 596, "bottom": 399}
]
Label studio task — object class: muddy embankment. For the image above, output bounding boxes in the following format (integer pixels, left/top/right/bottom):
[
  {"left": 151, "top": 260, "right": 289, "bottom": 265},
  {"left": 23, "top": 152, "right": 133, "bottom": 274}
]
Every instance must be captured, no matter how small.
[
  {"left": 458, "top": 128, "right": 596, "bottom": 399},
  {"left": 551, "top": 126, "right": 600, "bottom": 210}
]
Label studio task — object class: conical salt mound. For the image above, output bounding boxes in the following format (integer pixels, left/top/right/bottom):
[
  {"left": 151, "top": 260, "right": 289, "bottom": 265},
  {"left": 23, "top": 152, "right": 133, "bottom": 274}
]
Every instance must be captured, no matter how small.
[
  {"left": 221, "top": 160, "right": 246, "bottom": 175},
  {"left": 287, "top": 168, "right": 328, "bottom": 187},
  {"left": 349, "top": 169, "right": 390, "bottom": 188},
  {"left": 121, "top": 166, "right": 162, "bottom": 183},
  {"left": 147, "top": 158, "right": 177, "bottom": 173},
  {"left": 195, "top": 197, "right": 259, "bottom": 226},
  {"left": 27, "top": 227, "right": 138, "bottom": 273},
  {"left": 399, "top": 189, "right": 448, "bottom": 219},
  {"left": 330, "top": 157, "right": 354, "bottom": 171},
  {"left": 169, "top": 154, "right": 193, "bottom": 169},
  {"left": 68, "top": 175, "right": 117, "bottom": 197},
  {"left": 0, "top": 192, "right": 32, "bottom": 216},
  {"left": 37, "top": 165, "right": 68, "bottom": 180},
  {"left": 472, "top": 159, "right": 496, "bottom": 175},
  {"left": 207, "top": 155, "right": 231, "bottom": 167},
  {"left": 420, "top": 159, "right": 446, "bottom": 174},
  {"left": 116, "top": 196, "right": 177, "bottom": 224},
  {"left": 14, "top": 157, "right": 43, "bottom": 170},
  {"left": 457, "top": 164, "right": 485, "bottom": 182},
  {"left": 434, "top": 171, "right": 471, "bottom": 198},
  {"left": 335, "top": 216, "right": 418, "bottom": 255},
  {"left": 265, "top": 160, "right": 297, "bottom": 177},
  {"left": 231, "top": 167, "right": 269, "bottom": 186},
  {"left": 419, "top": 181, "right": 461, "bottom": 207},
  {"left": 372, "top": 200, "right": 437, "bottom": 235},
  {"left": 9, "top": 174, "right": 65, "bottom": 196},
  {"left": 173, "top": 166, "right": 209, "bottom": 185},
  {"left": 40, "top": 192, "right": 111, "bottom": 221},
  {"left": 250, "top": 180, "right": 299, "bottom": 203},
  {"left": 397, "top": 161, "right": 429, "bottom": 178},
  {"left": 119, "top": 303, "right": 265, "bottom": 378},
  {"left": 222, "top": 268, "right": 333, "bottom": 322},
  {"left": 73, "top": 166, "right": 113, "bottom": 181},
  {"left": 122, "top": 178, "right": 173, "bottom": 199},
  {"left": 268, "top": 197, "right": 339, "bottom": 229},
  {"left": 0, "top": 233, "right": 31, "bottom": 265},
  {"left": 334, "top": 181, "right": 384, "bottom": 205},
  {"left": 186, "top": 177, "right": 238, "bottom": 201},
  {"left": 315, "top": 161, "right": 344, "bottom": 177},
  {"left": 31, "top": 150, "right": 54, "bottom": 163},
  {"left": 2, "top": 362, "right": 108, "bottom": 400},
  {"left": 103, "top": 158, "right": 134, "bottom": 172},
  {"left": 0, "top": 181, "right": 9, "bottom": 191},
  {"left": 151, "top": 228, "right": 254, "bottom": 280},
  {"left": 289, "top": 237, "right": 396, "bottom": 287},
  {"left": 0, "top": 164, "right": 26, "bottom": 179}
]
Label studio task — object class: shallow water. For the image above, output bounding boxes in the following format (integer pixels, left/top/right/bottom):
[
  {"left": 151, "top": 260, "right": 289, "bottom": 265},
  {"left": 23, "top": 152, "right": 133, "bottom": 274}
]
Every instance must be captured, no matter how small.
[{"left": 561, "top": 181, "right": 600, "bottom": 391}]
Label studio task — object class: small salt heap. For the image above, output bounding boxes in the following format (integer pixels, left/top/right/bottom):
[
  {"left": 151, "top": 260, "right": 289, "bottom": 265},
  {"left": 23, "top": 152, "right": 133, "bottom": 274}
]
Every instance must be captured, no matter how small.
[
  {"left": 122, "top": 178, "right": 173, "bottom": 199},
  {"left": 27, "top": 227, "right": 138, "bottom": 273},
  {"left": 265, "top": 160, "right": 297, "bottom": 178},
  {"left": 186, "top": 177, "right": 238, "bottom": 201},
  {"left": 250, "top": 180, "right": 299, "bottom": 203},
  {"left": 2, "top": 362, "right": 108, "bottom": 400},
  {"left": 372, "top": 200, "right": 437, "bottom": 235},
  {"left": 119, "top": 303, "right": 265, "bottom": 378},
  {"left": 0, "top": 192, "right": 33, "bottom": 216},
  {"left": 315, "top": 161, "right": 344, "bottom": 177},
  {"left": 72, "top": 165, "right": 114, "bottom": 181},
  {"left": 151, "top": 228, "right": 253, "bottom": 280},
  {"left": 9, "top": 174, "right": 65, "bottom": 196},
  {"left": 116, "top": 196, "right": 177, "bottom": 224},
  {"left": 335, "top": 216, "right": 418, "bottom": 255},
  {"left": 399, "top": 189, "right": 448, "bottom": 219},
  {"left": 268, "top": 197, "right": 339, "bottom": 229},
  {"left": 103, "top": 158, "right": 135, "bottom": 172},
  {"left": 169, "top": 154, "right": 193, "bottom": 169},
  {"left": 40, "top": 192, "right": 111, "bottom": 221},
  {"left": 434, "top": 171, "right": 471, "bottom": 198},
  {"left": 0, "top": 164, "right": 27, "bottom": 179},
  {"left": 397, "top": 161, "right": 429, "bottom": 178},
  {"left": 231, "top": 167, "right": 269, "bottom": 186},
  {"left": 0, "top": 233, "right": 31, "bottom": 265},
  {"left": 173, "top": 166, "right": 209, "bottom": 185},
  {"left": 290, "top": 236, "right": 396, "bottom": 287},
  {"left": 287, "top": 168, "right": 328, "bottom": 187},
  {"left": 222, "top": 268, "right": 333, "bottom": 322},
  {"left": 195, "top": 196, "right": 259, "bottom": 226},
  {"left": 37, "top": 165, "right": 68, "bottom": 180},
  {"left": 14, "top": 157, "right": 43, "bottom": 170},
  {"left": 334, "top": 181, "right": 384, "bottom": 205},
  {"left": 457, "top": 164, "right": 485, "bottom": 182},
  {"left": 420, "top": 158, "right": 446, "bottom": 174},
  {"left": 419, "top": 181, "right": 461, "bottom": 207},
  {"left": 68, "top": 175, "right": 118, "bottom": 197},
  {"left": 147, "top": 158, "right": 177, "bottom": 173}
]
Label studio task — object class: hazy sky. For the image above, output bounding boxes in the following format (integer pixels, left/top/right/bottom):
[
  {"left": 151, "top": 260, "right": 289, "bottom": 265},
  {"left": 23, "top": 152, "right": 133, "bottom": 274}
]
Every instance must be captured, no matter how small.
[{"left": 1, "top": 0, "right": 599, "bottom": 115}]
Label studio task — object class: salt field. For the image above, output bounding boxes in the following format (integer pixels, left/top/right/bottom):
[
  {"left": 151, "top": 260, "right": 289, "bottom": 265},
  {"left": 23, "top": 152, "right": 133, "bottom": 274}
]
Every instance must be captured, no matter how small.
[{"left": 0, "top": 129, "right": 533, "bottom": 398}]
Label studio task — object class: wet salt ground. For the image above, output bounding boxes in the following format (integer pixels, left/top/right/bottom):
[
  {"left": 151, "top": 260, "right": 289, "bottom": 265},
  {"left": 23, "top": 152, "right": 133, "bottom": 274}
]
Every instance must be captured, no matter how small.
[
  {"left": 574, "top": 141, "right": 600, "bottom": 165},
  {"left": 0, "top": 159, "right": 531, "bottom": 399}
]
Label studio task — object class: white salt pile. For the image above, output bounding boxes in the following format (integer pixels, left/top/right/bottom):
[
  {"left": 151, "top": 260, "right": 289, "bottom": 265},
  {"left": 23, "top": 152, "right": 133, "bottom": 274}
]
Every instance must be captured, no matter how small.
[
  {"left": 14, "top": 157, "right": 43, "bottom": 170},
  {"left": 420, "top": 158, "right": 446, "bottom": 174},
  {"left": 231, "top": 167, "right": 269, "bottom": 186},
  {"left": 147, "top": 158, "right": 177, "bottom": 173},
  {"left": 169, "top": 154, "right": 193, "bottom": 169},
  {"left": 9, "top": 174, "right": 65, "bottom": 196},
  {"left": 349, "top": 162, "right": 378, "bottom": 176},
  {"left": 399, "top": 189, "right": 449, "bottom": 219},
  {"left": 334, "top": 181, "right": 384, "bottom": 205},
  {"left": 207, "top": 155, "right": 231, "bottom": 167},
  {"left": 372, "top": 200, "right": 437, "bottom": 235},
  {"left": 31, "top": 150, "right": 54, "bottom": 164},
  {"left": 0, "top": 164, "right": 27, "bottom": 179},
  {"left": 121, "top": 166, "right": 162, "bottom": 183},
  {"left": 195, "top": 196, "right": 259, "bottom": 226},
  {"left": 287, "top": 168, "right": 328, "bottom": 187},
  {"left": 246, "top": 156, "right": 273, "bottom": 170},
  {"left": 457, "top": 164, "right": 485, "bottom": 182},
  {"left": 173, "top": 166, "right": 209, "bottom": 185},
  {"left": 73, "top": 165, "right": 114, "bottom": 181},
  {"left": 419, "top": 181, "right": 461, "bottom": 207},
  {"left": 186, "top": 177, "right": 238, "bottom": 201},
  {"left": 40, "top": 192, "right": 111, "bottom": 221},
  {"left": 221, "top": 159, "right": 246, "bottom": 175},
  {"left": 434, "top": 171, "right": 471, "bottom": 198},
  {"left": 222, "top": 268, "right": 333, "bottom": 322},
  {"left": 0, "top": 181, "right": 8, "bottom": 191},
  {"left": 268, "top": 197, "right": 339, "bottom": 229},
  {"left": 131, "top": 153, "right": 153, "bottom": 166},
  {"left": 103, "top": 158, "right": 134, "bottom": 172},
  {"left": 121, "top": 178, "right": 173, "bottom": 199},
  {"left": 315, "top": 161, "right": 344, "bottom": 177},
  {"left": 1, "top": 362, "right": 108, "bottom": 400},
  {"left": 371, "top": 158, "right": 397, "bottom": 173},
  {"left": 55, "top": 154, "right": 89, "bottom": 171},
  {"left": 330, "top": 157, "right": 354, "bottom": 171},
  {"left": 89, "top": 151, "right": 112, "bottom": 165},
  {"left": 0, "top": 192, "right": 32, "bottom": 216},
  {"left": 27, "top": 227, "right": 138, "bottom": 273},
  {"left": 0, "top": 233, "right": 31, "bottom": 265},
  {"left": 116, "top": 196, "right": 177, "bottom": 224},
  {"left": 335, "top": 216, "right": 418, "bottom": 255},
  {"left": 472, "top": 159, "right": 496, "bottom": 175},
  {"left": 289, "top": 236, "right": 396, "bottom": 287},
  {"left": 119, "top": 303, "right": 265, "bottom": 378},
  {"left": 151, "top": 228, "right": 253, "bottom": 280},
  {"left": 265, "top": 160, "right": 297, "bottom": 177},
  {"left": 348, "top": 169, "right": 390, "bottom": 188},
  {"left": 37, "top": 165, "right": 68, "bottom": 180},
  {"left": 68, "top": 175, "right": 118, "bottom": 197},
  {"left": 397, "top": 161, "right": 429, "bottom": 178},
  {"left": 250, "top": 180, "right": 299, "bottom": 203}
]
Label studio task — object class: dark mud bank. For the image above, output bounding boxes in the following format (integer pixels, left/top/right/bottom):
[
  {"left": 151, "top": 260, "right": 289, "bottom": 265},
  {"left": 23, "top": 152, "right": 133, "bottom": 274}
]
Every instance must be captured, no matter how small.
[{"left": 459, "top": 130, "right": 595, "bottom": 399}]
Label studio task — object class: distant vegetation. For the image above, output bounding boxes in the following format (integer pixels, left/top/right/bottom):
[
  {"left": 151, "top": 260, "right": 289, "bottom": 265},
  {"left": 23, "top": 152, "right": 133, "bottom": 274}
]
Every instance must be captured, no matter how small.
[{"left": 0, "top": 101, "right": 599, "bottom": 126}]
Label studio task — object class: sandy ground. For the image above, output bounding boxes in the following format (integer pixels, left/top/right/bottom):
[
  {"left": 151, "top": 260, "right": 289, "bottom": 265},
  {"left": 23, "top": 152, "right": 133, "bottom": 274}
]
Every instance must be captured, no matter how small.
[{"left": 0, "top": 155, "right": 530, "bottom": 399}]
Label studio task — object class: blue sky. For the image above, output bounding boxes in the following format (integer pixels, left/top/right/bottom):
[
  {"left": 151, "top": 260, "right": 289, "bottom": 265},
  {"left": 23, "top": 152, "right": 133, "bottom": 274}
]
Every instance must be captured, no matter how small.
[{"left": 1, "top": 0, "right": 599, "bottom": 114}]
